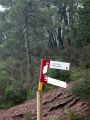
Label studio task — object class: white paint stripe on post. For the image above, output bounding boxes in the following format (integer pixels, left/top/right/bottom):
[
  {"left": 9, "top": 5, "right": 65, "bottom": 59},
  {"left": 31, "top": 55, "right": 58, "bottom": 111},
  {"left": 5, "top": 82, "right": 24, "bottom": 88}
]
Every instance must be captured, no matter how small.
[
  {"left": 43, "top": 65, "right": 48, "bottom": 74},
  {"left": 47, "top": 77, "right": 67, "bottom": 88},
  {"left": 50, "top": 61, "right": 70, "bottom": 70}
]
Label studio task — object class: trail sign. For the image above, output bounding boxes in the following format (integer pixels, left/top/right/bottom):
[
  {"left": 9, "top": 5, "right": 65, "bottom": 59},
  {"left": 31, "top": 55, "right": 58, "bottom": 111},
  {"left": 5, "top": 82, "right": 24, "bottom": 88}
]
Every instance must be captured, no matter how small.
[
  {"left": 43, "top": 61, "right": 70, "bottom": 74},
  {"left": 44, "top": 76, "right": 67, "bottom": 88},
  {"left": 50, "top": 61, "right": 70, "bottom": 70},
  {"left": 38, "top": 59, "right": 70, "bottom": 90},
  {"left": 37, "top": 59, "right": 70, "bottom": 120}
]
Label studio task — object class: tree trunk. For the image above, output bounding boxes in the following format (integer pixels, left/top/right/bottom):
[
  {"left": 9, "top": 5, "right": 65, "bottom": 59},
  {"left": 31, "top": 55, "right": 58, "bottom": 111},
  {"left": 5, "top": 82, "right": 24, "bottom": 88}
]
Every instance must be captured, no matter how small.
[{"left": 24, "top": 12, "right": 34, "bottom": 90}]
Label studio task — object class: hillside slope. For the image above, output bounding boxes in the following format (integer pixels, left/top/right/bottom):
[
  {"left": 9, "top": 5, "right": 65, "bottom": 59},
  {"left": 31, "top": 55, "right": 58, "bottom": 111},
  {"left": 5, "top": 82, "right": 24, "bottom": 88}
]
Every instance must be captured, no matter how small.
[{"left": 0, "top": 86, "right": 89, "bottom": 120}]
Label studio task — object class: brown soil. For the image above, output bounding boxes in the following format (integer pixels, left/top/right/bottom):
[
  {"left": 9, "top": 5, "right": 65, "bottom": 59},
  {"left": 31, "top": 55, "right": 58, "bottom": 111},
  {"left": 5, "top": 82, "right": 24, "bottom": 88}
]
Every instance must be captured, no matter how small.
[{"left": 0, "top": 86, "right": 89, "bottom": 120}]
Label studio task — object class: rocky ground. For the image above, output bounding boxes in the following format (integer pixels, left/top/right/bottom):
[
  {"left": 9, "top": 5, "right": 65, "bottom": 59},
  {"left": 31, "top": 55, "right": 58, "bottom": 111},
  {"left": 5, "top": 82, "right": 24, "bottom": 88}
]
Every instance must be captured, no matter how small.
[{"left": 0, "top": 86, "right": 90, "bottom": 120}]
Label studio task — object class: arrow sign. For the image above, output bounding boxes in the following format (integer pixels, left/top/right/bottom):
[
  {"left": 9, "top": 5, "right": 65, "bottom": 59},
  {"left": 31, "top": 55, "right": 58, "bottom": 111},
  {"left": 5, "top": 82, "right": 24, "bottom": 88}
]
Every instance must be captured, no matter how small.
[
  {"left": 44, "top": 76, "right": 67, "bottom": 88},
  {"left": 50, "top": 61, "right": 70, "bottom": 70},
  {"left": 38, "top": 59, "right": 70, "bottom": 89}
]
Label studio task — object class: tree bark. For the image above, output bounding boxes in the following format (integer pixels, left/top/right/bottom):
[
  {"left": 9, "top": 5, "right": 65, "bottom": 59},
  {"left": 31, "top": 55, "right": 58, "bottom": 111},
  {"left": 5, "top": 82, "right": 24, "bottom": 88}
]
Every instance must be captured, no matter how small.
[{"left": 24, "top": 8, "right": 34, "bottom": 90}]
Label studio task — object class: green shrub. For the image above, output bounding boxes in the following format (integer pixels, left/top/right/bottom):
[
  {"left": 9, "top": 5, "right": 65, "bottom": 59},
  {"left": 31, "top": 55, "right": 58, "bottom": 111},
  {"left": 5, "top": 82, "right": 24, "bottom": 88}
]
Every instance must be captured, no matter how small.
[
  {"left": 47, "top": 69, "right": 70, "bottom": 82},
  {"left": 0, "top": 68, "right": 9, "bottom": 80},
  {"left": 27, "top": 88, "right": 36, "bottom": 99},
  {"left": 5, "top": 82, "right": 27, "bottom": 104},
  {"left": 72, "top": 78, "right": 90, "bottom": 100},
  {"left": 70, "top": 67, "right": 90, "bottom": 81},
  {"left": 24, "top": 112, "right": 36, "bottom": 120},
  {"left": 0, "top": 103, "right": 13, "bottom": 109},
  {"left": 79, "top": 45, "right": 90, "bottom": 68},
  {"left": 43, "top": 84, "right": 54, "bottom": 91},
  {"left": 65, "top": 109, "right": 90, "bottom": 120},
  {"left": 70, "top": 68, "right": 82, "bottom": 81}
]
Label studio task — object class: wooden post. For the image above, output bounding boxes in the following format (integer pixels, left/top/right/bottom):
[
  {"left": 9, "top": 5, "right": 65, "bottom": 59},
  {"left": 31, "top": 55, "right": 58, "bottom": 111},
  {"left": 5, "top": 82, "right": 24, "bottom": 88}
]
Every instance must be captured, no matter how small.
[{"left": 37, "top": 90, "right": 43, "bottom": 120}]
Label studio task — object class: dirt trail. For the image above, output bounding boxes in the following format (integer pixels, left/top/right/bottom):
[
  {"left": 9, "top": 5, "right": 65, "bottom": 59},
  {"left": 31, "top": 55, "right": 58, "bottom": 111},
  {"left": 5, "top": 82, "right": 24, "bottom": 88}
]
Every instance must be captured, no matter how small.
[{"left": 0, "top": 87, "right": 89, "bottom": 120}]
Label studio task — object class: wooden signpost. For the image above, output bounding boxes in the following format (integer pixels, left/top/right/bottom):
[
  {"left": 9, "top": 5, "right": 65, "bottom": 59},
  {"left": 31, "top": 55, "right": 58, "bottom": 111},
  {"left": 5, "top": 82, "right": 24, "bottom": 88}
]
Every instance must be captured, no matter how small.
[{"left": 37, "top": 59, "right": 70, "bottom": 120}]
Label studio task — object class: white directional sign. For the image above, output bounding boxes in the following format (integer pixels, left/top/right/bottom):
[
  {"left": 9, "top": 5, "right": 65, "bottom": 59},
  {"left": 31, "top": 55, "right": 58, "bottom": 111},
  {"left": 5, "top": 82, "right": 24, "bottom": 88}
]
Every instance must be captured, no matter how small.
[
  {"left": 50, "top": 61, "right": 70, "bottom": 70},
  {"left": 38, "top": 59, "right": 70, "bottom": 90},
  {"left": 45, "top": 76, "right": 67, "bottom": 88}
]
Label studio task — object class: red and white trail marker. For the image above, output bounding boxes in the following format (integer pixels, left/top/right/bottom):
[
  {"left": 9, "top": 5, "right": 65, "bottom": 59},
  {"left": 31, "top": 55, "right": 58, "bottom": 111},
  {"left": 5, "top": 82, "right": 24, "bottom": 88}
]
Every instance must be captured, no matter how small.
[
  {"left": 37, "top": 59, "right": 70, "bottom": 120},
  {"left": 38, "top": 59, "right": 70, "bottom": 90}
]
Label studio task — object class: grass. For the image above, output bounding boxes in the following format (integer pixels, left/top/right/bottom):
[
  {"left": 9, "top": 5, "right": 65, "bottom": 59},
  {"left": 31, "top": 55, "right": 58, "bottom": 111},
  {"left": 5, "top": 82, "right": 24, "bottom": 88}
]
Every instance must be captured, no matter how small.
[{"left": 0, "top": 103, "right": 14, "bottom": 109}]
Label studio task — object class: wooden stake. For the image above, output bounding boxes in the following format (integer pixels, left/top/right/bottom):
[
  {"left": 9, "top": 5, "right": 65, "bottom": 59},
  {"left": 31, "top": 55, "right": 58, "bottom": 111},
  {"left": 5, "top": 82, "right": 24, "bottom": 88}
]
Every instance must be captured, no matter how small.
[{"left": 37, "top": 90, "right": 43, "bottom": 120}]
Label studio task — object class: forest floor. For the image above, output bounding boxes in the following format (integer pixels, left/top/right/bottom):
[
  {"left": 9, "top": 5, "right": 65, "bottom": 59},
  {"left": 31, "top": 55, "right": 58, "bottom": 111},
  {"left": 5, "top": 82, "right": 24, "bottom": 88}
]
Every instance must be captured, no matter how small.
[{"left": 0, "top": 84, "right": 90, "bottom": 120}]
